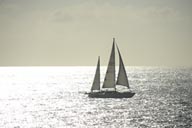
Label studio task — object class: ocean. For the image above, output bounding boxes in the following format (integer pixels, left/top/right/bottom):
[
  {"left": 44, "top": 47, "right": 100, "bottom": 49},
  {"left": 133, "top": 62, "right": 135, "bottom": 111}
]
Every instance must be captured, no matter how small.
[{"left": 0, "top": 67, "right": 192, "bottom": 128}]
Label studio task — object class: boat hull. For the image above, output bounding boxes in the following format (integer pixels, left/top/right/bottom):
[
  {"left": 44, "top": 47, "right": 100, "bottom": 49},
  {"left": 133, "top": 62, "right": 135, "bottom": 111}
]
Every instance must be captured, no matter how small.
[{"left": 88, "top": 91, "right": 135, "bottom": 98}]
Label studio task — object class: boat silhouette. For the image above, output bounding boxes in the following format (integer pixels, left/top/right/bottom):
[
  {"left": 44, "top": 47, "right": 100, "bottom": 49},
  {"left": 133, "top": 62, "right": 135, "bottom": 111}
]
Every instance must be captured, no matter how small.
[{"left": 88, "top": 38, "right": 135, "bottom": 98}]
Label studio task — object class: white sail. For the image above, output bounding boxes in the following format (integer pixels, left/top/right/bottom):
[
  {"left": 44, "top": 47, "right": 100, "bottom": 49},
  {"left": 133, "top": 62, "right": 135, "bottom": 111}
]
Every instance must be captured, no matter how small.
[
  {"left": 116, "top": 45, "right": 130, "bottom": 88},
  {"left": 102, "top": 39, "right": 116, "bottom": 89},
  {"left": 91, "top": 56, "right": 100, "bottom": 91}
]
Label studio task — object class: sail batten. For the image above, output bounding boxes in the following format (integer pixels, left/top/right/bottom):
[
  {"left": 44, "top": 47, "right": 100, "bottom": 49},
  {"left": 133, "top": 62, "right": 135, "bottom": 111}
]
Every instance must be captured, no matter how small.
[
  {"left": 91, "top": 56, "right": 100, "bottom": 91},
  {"left": 116, "top": 45, "right": 130, "bottom": 88},
  {"left": 102, "top": 39, "right": 116, "bottom": 89}
]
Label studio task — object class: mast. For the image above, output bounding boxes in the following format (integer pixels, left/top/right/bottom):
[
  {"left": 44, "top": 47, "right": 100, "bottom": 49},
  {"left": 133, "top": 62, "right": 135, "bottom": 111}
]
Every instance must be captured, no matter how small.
[
  {"left": 102, "top": 38, "right": 116, "bottom": 89},
  {"left": 116, "top": 44, "right": 130, "bottom": 88},
  {"left": 91, "top": 56, "right": 100, "bottom": 91}
]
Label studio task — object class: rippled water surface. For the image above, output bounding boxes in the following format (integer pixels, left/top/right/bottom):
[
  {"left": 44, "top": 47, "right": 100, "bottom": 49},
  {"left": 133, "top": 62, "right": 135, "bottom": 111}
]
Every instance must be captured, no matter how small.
[{"left": 0, "top": 67, "right": 192, "bottom": 128}]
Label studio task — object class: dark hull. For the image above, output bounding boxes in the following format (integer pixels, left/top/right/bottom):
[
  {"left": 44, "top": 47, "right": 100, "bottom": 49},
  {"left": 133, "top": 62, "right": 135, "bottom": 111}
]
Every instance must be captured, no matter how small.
[{"left": 88, "top": 91, "right": 135, "bottom": 98}]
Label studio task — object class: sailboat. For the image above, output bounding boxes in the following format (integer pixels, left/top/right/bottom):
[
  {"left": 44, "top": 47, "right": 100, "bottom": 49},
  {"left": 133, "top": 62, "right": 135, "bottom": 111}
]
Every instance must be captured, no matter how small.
[{"left": 88, "top": 38, "right": 135, "bottom": 98}]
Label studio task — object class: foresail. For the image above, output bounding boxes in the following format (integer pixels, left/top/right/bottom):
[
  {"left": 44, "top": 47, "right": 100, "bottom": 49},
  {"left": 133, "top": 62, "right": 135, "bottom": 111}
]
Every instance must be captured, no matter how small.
[
  {"left": 116, "top": 45, "right": 130, "bottom": 88},
  {"left": 91, "top": 56, "right": 100, "bottom": 91},
  {"left": 102, "top": 39, "right": 116, "bottom": 89}
]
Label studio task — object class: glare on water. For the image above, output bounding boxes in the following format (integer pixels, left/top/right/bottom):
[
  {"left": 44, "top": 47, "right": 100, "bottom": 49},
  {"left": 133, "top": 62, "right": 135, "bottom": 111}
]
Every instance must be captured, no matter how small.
[{"left": 0, "top": 67, "right": 192, "bottom": 127}]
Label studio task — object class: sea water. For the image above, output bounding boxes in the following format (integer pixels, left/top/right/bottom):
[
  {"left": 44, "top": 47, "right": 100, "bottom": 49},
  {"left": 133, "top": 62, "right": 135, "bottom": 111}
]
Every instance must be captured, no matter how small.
[{"left": 0, "top": 67, "right": 192, "bottom": 128}]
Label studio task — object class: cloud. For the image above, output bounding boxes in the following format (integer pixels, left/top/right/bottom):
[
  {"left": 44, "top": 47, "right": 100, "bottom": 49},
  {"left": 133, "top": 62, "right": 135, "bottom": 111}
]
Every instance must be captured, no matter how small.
[
  {"left": 50, "top": 1, "right": 179, "bottom": 25},
  {"left": 50, "top": 3, "right": 124, "bottom": 23},
  {"left": 51, "top": 10, "right": 74, "bottom": 22},
  {"left": 143, "top": 7, "right": 178, "bottom": 19},
  {"left": 50, "top": 2, "right": 104, "bottom": 23},
  {"left": 0, "top": 0, "right": 18, "bottom": 12}
]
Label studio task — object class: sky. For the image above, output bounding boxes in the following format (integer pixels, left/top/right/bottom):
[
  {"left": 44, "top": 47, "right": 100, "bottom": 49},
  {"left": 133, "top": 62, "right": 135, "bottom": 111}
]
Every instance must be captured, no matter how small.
[{"left": 0, "top": 0, "right": 192, "bottom": 66}]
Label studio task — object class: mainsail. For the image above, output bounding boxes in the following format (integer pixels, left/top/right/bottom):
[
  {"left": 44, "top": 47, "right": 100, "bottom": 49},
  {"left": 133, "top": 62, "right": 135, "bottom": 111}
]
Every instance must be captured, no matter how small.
[
  {"left": 116, "top": 45, "right": 130, "bottom": 88},
  {"left": 102, "top": 39, "right": 116, "bottom": 89},
  {"left": 91, "top": 56, "right": 100, "bottom": 91},
  {"left": 88, "top": 38, "right": 135, "bottom": 98}
]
